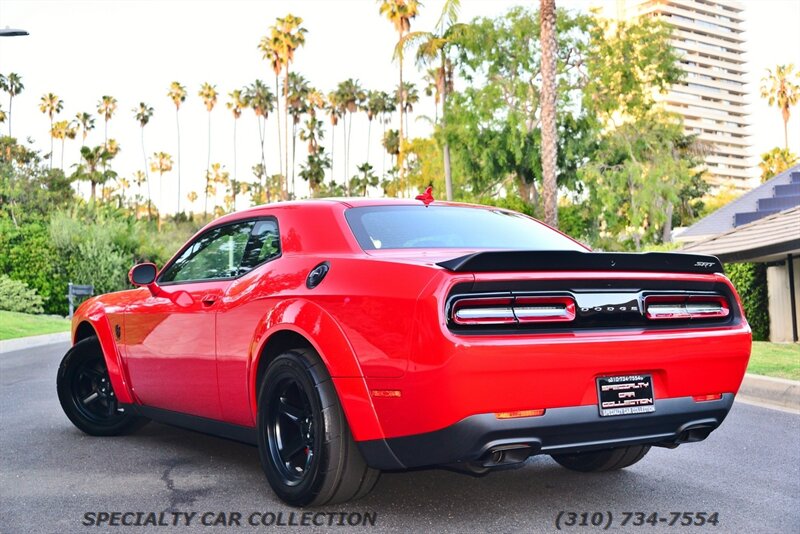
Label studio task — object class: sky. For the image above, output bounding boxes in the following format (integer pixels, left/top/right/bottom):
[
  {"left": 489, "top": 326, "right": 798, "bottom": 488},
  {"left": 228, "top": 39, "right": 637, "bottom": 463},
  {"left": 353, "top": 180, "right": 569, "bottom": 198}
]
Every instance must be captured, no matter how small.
[{"left": 1, "top": 0, "right": 799, "bottom": 215}]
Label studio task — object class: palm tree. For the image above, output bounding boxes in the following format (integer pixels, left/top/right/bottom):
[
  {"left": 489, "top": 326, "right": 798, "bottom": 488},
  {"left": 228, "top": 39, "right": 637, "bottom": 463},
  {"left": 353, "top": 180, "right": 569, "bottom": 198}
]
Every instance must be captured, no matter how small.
[
  {"left": 244, "top": 80, "right": 276, "bottom": 202},
  {"left": 336, "top": 78, "right": 366, "bottom": 194},
  {"left": 227, "top": 88, "right": 248, "bottom": 194},
  {"left": 326, "top": 91, "right": 342, "bottom": 184},
  {"left": 97, "top": 95, "right": 118, "bottom": 148},
  {"left": 259, "top": 33, "right": 285, "bottom": 189},
  {"left": 275, "top": 15, "right": 307, "bottom": 198},
  {"left": 759, "top": 147, "right": 799, "bottom": 182},
  {"left": 378, "top": 0, "right": 421, "bottom": 188},
  {"left": 149, "top": 151, "right": 173, "bottom": 231},
  {"left": 51, "top": 119, "right": 77, "bottom": 170},
  {"left": 198, "top": 82, "right": 218, "bottom": 216},
  {"left": 299, "top": 147, "right": 332, "bottom": 196},
  {"left": 72, "top": 145, "right": 115, "bottom": 200},
  {"left": 399, "top": 0, "right": 463, "bottom": 200},
  {"left": 540, "top": 0, "right": 558, "bottom": 227},
  {"left": 74, "top": 112, "right": 95, "bottom": 146},
  {"left": 760, "top": 64, "right": 800, "bottom": 150},
  {"left": 287, "top": 73, "right": 311, "bottom": 198},
  {"left": 0, "top": 73, "right": 24, "bottom": 136},
  {"left": 132, "top": 170, "right": 147, "bottom": 218},
  {"left": 186, "top": 190, "right": 199, "bottom": 219},
  {"left": 39, "top": 93, "right": 64, "bottom": 169},
  {"left": 134, "top": 102, "right": 154, "bottom": 218},
  {"left": 167, "top": 81, "right": 187, "bottom": 212},
  {"left": 396, "top": 81, "right": 419, "bottom": 135}
]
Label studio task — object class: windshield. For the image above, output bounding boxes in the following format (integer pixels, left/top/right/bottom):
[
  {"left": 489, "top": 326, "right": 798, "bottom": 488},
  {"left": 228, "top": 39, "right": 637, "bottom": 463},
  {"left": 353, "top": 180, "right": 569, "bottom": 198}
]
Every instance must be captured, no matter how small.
[{"left": 345, "top": 206, "right": 586, "bottom": 251}]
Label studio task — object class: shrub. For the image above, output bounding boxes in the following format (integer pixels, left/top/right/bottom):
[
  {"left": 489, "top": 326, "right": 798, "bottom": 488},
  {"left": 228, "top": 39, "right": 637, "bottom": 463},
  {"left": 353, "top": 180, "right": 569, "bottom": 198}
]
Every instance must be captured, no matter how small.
[
  {"left": 725, "top": 262, "right": 770, "bottom": 341},
  {"left": 0, "top": 275, "right": 44, "bottom": 314}
]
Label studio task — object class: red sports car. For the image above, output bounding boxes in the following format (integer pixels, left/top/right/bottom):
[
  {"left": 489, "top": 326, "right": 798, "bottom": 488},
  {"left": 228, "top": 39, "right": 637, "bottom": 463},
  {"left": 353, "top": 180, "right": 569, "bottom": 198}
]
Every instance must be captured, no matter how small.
[{"left": 57, "top": 198, "right": 751, "bottom": 506}]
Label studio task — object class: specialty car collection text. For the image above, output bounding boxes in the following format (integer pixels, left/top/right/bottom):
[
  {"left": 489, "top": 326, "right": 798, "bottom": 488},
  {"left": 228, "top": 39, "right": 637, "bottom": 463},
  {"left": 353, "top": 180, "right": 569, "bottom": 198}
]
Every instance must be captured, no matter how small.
[{"left": 81, "top": 511, "right": 378, "bottom": 528}]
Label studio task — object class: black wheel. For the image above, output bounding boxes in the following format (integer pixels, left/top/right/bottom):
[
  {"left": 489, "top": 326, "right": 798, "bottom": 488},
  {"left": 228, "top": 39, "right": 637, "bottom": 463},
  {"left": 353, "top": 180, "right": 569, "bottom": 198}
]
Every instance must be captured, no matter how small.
[
  {"left": 57, "top": 337, "right": 147, "bottom": 436},
  {"left": 257, "top": 349, "right": 380, "bottom": 506},
  {"left": 551, "top": 445, "right": 650, "bottom": 472}
]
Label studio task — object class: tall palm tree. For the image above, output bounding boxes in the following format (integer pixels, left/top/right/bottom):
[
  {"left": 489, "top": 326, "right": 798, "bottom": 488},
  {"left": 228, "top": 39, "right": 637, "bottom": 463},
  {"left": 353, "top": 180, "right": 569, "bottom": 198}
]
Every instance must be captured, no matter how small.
[
  {"left": 540, "top": 0, "right": 558, "bottom": 227},
  {"left": 378, "top": 0, "right": 421, "bottom": 189},
  {"left": 149, "top": 151, "right": 173, "bottom": 231},
  {"left": 51, "top": 119, "right": 77, "bottom": 170},
  {"left": 73, "top": 145, "right": 115, "bottom": 201},
  {"left": 97, "top": 95, "right": 118, "bottom": 148},
  {"left": 287, "top": 73, "right": 311, "bottom": 198},
  {"left": 227, "top": 88, "right": 248, "bottom": 194},
  {"left": 259, "top": 33, "right": 285, "bottom": 188},
  {"left": 326, "top": 91, "right": 342, "bottom": 184},
  {"left": 396, "top": 81, "right": 419, "bottom": 136},
  {"left": 336, "top": 79, "right": 366, "bottom": 195},
  {"left": 399, "top": 0, "right": 463, "bottom": 200},
  {"left": 167, "top": 81, "right": 187, "bottom": 212},
  {"left": 134, "top": 102, "right": 155, "bottom": 219},
  {"left": 74, "top": 112, "right": 95, "bottom": 146},
  {"left": 39, "top": 93, "right": 64, "bottom": 169},
  {"left": 761, "top": 64, "right": 800, "bottom": 150},
  {"left": 198, "top": 82, "right": 218, "bottom": 217},
  {"left": 244, "top": 80, "right": 276, "bottom": 202},
  {"left": 0, "top": 73, "right": 24, "bottom": 136},
  {"left": 265, "top": 14, "right": 308, "bottom": 199}
]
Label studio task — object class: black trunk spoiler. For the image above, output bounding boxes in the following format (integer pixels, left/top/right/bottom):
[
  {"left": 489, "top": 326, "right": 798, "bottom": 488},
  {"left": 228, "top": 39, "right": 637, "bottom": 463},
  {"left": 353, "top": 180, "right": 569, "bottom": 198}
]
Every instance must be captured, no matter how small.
[{"left": 436, "top": 250, "right": 724, "bottom": 274}]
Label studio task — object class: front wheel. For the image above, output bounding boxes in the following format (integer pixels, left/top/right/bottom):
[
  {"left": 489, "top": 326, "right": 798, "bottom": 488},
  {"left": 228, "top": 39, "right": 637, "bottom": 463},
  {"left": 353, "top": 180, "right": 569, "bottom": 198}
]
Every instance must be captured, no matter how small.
[
  {"left": 257, "top": 349, "right": 380, "bottom": 506},
  {"left": 57, "top": 337, "right": 147, "bottom": 436},
  {"left": 551, "top": 445, "right": 650, "bottom": 472}
]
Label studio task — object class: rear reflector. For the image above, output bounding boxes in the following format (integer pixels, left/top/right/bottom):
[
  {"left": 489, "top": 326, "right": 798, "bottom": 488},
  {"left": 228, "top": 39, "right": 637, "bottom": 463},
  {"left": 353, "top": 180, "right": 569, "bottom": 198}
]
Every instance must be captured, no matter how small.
[
  {"left": 644, "top": 295, "right": 729, "bottom": 320},
  {"left": 452, "top": 295, "right": 575, "bottom": 325},
  {"left": 495, "top": 409, "right": 546, "bottom": 419},
  {"left": 692, "top": 394, "right": 723, "bottom": 402}
]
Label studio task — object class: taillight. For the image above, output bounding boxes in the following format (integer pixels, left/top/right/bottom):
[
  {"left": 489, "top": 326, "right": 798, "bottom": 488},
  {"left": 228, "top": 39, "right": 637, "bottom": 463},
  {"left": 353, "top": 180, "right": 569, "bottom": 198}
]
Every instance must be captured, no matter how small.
[
  {"left": 452, "top": 295, "right": 575, "bottom": 325},
  {"left": 644, "top": 295, "right": 729, "bottom": 320}
]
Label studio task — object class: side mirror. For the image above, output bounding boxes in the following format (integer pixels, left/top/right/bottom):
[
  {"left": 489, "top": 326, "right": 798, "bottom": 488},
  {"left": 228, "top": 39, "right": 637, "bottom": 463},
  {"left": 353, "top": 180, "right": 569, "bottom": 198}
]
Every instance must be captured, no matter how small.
[{"left": 129, "top": 263, "right": 157, "bottom": 286}]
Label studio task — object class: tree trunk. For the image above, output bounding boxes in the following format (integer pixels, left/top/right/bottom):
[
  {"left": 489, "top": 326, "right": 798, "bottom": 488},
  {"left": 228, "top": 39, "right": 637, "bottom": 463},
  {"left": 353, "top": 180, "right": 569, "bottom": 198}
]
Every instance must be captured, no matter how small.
[
  {"left": 274, "top": 74, "right": 283, "bottom": 195},
  {"left": 142, "top": 127, "right": 152, "bottom": 220},
  {"left": 347, "top": 112, "right": 354, "bottom": 196},
  {"left": 204, "top": 111, "right": 211, "bottom": 218},
  {"left": 176, "top": 108, "right": 181, "bottom": 214},
  {"left": 330, "top": 124, "right": 335, "bottom": 186},
  {"left": 291, "top": 120, "right": 297, "bottom": 199},
  {"left": 60, "top": 138, "right": 66, "bottom": 171},
  {"left": 441, "top": 51, "right": 453, "bottom": 201},
  {"left": 540, "top": 0, "right": 558, "bottom": 228},
  {"left": 49, "top": 117, "right": 54, "bottom": 170},
  {"left": 398, "top": 30, "right": 405, "bottom": 195},
  {"left": 233, "top": 117, "right": 238, "bottom": 202},
  {"left": 8, "top": 95, "right": 13, "bottom": 137},
  {"left": 783, "top": 113, "right": 789, "bottom": 151},
  {"left": 284, "top": 67, "right": 290, "bottom": 200},
  {"left": 662, "top": 202, "right": 674, "bottom": 243}
]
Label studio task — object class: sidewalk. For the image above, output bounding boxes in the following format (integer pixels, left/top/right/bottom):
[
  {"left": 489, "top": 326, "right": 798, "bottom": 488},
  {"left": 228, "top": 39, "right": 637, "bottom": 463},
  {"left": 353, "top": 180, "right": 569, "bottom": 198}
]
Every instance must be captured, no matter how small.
[{"left": 0, "top": 331, "right": 70, "bottom": 354}]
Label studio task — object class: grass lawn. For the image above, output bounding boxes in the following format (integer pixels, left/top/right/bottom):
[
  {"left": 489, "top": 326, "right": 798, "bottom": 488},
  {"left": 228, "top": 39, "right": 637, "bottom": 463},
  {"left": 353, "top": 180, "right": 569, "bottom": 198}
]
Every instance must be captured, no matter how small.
[
  {"left": 0, "top": 310, "right": 70, "bottom": 341},
  {"left": 749, "top": 341, "right": 800, "bottom": 381}
]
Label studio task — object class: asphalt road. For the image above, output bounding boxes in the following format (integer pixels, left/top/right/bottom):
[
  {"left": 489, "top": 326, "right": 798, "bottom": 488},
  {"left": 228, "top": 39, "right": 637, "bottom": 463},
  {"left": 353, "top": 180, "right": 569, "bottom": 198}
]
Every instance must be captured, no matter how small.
[{"left": 1, "top": 342, "right": 798, "bottom": 534}]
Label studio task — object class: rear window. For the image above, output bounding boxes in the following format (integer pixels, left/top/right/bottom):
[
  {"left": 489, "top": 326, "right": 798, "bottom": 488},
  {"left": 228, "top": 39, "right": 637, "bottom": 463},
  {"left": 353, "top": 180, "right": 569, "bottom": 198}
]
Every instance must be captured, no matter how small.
[{"left": 344, "top": 206, "right": 586, "bottom": 251}]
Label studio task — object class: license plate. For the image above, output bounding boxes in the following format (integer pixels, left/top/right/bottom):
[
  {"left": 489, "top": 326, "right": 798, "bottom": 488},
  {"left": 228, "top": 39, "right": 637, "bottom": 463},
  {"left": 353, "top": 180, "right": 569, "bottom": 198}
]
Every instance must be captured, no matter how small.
[{"left": 596, "top": 374, "right": 655, "bottom": 417}]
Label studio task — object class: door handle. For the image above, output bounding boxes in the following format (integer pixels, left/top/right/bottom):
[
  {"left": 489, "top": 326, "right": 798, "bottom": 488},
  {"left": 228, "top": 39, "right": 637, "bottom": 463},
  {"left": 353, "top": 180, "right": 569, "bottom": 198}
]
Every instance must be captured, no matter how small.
[{"left": 201, "top": 294, "right": 218, "bottom": 306}]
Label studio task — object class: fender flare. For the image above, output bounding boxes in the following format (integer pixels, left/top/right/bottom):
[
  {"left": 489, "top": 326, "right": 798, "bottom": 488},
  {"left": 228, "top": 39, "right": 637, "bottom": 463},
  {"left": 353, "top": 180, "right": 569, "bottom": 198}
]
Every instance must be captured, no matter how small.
[
  {"left": 248, "top": 298, "right": 385, "bottom": 441},
  {"left": 71, "top": 299, "right": 136, "bottom": 405}
]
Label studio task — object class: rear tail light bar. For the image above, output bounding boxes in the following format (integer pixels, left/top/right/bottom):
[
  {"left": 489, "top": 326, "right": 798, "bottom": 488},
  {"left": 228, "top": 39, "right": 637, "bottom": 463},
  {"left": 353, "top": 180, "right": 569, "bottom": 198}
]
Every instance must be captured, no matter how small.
[
  {"left": 644, "top": 295, "right": 729, "bottom": 320},
  {"left": 452, "top": 296, "right": 576, "bottom": 326}
]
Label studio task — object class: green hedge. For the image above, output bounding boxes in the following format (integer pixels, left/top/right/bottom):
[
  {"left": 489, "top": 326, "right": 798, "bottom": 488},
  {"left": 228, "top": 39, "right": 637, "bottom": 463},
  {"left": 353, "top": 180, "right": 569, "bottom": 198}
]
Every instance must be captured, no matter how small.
[{"left": 725, "top": 262, "right": 770, "bottom": 341}]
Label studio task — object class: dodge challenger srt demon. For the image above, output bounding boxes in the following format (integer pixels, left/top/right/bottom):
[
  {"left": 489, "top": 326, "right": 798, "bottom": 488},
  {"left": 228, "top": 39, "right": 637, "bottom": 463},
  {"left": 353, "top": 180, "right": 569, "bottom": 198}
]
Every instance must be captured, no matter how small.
[{"left": 57, "top": 198, "right": 751, "bottom": 506}]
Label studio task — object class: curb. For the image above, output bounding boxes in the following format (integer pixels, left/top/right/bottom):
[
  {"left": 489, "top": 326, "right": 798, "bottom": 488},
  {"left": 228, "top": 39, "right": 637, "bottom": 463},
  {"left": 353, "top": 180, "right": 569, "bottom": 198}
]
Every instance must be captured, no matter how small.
[
  {"left": 738, "top": 373, "right": 800, "bottom": 411},
  {"left": 0, "top": 331, "right": 71, "bottom": 354}
]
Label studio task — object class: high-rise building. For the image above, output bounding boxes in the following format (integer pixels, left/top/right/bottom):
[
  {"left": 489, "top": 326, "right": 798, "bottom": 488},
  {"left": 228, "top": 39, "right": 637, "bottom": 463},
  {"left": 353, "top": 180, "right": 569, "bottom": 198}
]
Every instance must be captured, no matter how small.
[{"left": 602, "top": 0, "right": 754, "bottom": 189}]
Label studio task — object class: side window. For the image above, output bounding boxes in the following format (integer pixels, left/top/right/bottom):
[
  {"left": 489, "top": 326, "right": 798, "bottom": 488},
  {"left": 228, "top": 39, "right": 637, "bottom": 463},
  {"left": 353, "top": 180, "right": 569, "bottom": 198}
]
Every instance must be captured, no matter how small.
[
  {"left": 159, "top": 222, "right": 255, "bottom": 283},
  {"left": 239, "top": 219, "right": 281, "bottom": 272}
]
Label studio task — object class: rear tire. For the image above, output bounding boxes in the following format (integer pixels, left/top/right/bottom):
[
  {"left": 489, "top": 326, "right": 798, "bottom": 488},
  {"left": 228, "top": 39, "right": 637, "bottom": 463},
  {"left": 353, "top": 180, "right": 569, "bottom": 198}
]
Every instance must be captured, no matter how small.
[
  {"left": 551, "top": 445, "right": 650, "bottom": 472},
  {"left": 56, "top": 336, "right": 147, "bottom": 436},
  {"left": 257, "top": 349, "right": 380, "bottom": 506}
]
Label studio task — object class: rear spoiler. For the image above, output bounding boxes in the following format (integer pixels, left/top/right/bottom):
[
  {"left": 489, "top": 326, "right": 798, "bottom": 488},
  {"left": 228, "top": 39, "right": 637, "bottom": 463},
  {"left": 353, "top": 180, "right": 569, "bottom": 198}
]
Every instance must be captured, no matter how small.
[{"left": 436, "top": 250, "right": 724, "bottom": 274}]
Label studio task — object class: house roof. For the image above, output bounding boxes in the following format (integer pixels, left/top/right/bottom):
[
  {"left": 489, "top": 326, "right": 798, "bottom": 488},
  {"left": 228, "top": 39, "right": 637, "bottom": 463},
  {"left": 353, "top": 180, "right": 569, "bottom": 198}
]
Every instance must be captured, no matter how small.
[
  {"left": 681, "top": 205, "right": 800, "bottom": 263},
  {"left": 678, "top": 164, "right": 800, "bottom": 241}
]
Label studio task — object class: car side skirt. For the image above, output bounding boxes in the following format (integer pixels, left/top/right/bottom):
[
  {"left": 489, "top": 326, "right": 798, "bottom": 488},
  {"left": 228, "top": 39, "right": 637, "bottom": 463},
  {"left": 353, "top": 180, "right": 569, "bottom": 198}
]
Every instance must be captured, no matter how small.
[
  {"left": 356, "top": 394, "right": 735, "bottom": 470},
  {"left": 120, "top": 404, "right": 258, "bottom": 446}
]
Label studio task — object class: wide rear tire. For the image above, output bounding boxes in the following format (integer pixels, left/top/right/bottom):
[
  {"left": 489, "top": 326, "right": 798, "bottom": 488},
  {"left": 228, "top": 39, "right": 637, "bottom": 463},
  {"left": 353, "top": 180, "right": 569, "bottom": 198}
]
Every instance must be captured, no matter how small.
[
  {"left": 257, "top": 349, "right": 380, "bottom": 506},
  {"left": 551, "top": 445, "right": 650, "bottom": 472},
  {"left": 56, "top": 336, "right": 147, "bottom": 436}
]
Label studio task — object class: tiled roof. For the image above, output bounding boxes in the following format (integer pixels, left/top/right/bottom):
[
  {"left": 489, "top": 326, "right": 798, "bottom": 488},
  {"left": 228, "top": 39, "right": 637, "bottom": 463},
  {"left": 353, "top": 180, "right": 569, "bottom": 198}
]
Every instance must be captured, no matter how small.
[
  {"left": 679, "top": 164, "right": 800, "bottom": 240},
  {"left": 681, "top": 205, "right": 800, "bottom": 263}
]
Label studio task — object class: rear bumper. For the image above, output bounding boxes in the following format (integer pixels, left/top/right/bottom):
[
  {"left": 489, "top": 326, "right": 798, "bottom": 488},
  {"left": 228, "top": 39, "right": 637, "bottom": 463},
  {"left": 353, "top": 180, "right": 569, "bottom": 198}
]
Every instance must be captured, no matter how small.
[{"left": 357, "top": 394, "right": 734, "bottom": 470}]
